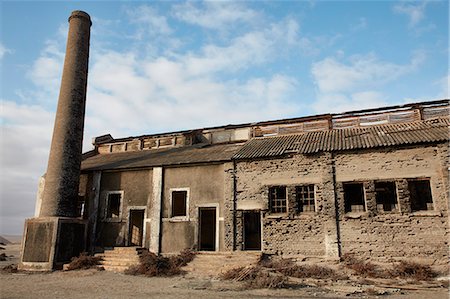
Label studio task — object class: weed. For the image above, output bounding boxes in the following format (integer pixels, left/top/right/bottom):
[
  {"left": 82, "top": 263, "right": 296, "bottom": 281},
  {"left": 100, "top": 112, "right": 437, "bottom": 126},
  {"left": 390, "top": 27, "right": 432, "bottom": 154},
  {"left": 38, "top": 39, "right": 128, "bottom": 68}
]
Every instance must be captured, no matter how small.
[
  {"left": 221, "top": 266, "right": 288, "bottom": 289},
  {"left": 125, "top": 249, "right": 195, "bottom": 277},
  {"left": 66, "top": 252, "right": 103, "bottom": 270},
  {"left": 389, "top": 261, "right": 437, "bottom": 281}
]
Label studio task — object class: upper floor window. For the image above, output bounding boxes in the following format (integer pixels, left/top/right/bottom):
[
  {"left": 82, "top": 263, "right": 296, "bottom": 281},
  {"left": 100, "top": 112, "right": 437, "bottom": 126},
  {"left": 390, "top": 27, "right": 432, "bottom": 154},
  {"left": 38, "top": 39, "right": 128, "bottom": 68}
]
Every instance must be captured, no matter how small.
[
  {"left": 170, "top": 188, "right": 189, "bottom": 219},
  {"left": 296, "top": 185, "right": 315, "bottom": 213},
  {"left": 105, "top": 191, "right": 123, "bottom": 219},
  {"left": 269, "top": 186, "right": 287, "bottom": 214},
  {"left": 408, "top": 179, "right": 433, "bottom": 211},
  {"left": 375, "top": 181, "right": 398, "bottom": 212},
  {"left": 343, "top": 183, "right": 366, "bottom": 213}
]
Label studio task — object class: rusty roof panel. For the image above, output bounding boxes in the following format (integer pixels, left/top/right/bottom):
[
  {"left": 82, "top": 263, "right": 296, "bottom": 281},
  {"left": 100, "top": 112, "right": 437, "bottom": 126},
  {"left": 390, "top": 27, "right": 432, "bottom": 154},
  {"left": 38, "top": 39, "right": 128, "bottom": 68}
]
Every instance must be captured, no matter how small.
[
  {"left": 233, "top": 119, "right": 449, "bottom": 159},
  {"left": 82, "top": 143, "right": 244, "bottom": 171}
]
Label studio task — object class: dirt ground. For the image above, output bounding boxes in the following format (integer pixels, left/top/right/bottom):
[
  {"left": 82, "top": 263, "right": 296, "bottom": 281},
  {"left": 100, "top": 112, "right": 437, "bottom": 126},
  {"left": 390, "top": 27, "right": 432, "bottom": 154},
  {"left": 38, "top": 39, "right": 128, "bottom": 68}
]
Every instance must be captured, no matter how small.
[{"left": 1, "top": 244, "right": 448, "bottom": 299}]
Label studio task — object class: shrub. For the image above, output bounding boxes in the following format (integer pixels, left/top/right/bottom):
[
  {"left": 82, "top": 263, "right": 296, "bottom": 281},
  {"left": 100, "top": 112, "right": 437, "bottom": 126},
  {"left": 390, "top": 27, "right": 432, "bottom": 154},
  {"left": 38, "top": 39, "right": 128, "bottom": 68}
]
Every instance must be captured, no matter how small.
[
  {"left": 389, "top": 261, "right": 437, "bottom": 281},
  {"left": 221, "top": 266, "right": 288, "bottom": 289},
  {"left": 66, "top": 252, "right": 103, "bottom": 270},
  {"left": 1, "top": 264, "right": 18, "bottom": 273},
  {"left": 341, "top": 253, "right": 385, "bottom": 278},
  {"left": 0, "top": 253, "right": 7, "bottom": 261},
  {"left": 125, "top": 249, "right": 195, "bottom": 277}
]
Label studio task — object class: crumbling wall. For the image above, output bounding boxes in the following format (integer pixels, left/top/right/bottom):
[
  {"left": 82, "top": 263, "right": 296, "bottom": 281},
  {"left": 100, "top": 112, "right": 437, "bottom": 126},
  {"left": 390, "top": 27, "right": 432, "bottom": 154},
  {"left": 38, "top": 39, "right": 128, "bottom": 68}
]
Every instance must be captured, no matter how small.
[
  {"left": 235, "top": 153, "right": 338, "bottom": 257},
  {"left": 335, "top": 144, "right": 449, "bottom": 262}
]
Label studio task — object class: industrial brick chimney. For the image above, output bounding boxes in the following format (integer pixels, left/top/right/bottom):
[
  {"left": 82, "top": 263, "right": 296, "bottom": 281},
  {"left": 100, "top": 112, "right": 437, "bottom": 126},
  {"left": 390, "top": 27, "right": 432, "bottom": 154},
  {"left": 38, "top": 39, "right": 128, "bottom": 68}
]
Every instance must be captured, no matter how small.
[{"left": 19, "top": 10, "right": 92, "bottom": 271}]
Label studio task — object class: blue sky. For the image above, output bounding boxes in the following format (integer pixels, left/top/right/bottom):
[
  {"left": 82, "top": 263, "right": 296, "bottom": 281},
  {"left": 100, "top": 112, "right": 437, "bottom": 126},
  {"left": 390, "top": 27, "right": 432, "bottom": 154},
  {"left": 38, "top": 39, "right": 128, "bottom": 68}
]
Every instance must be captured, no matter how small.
[{"left": 0, "top": 0, "right": 448, "bottom": 234}]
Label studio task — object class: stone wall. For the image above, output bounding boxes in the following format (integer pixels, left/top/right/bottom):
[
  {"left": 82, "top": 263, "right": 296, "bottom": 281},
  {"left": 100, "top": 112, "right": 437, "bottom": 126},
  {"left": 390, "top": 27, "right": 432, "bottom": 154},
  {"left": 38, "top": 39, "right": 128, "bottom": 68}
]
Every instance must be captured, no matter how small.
[
  {"left": 235, "top": 143, "right": 448, "bottom": 262},
  {"left": 335, "top": 145, "right": 449, "bottom": 262},
  {"left": 235, "top": 153, "right": 338, "bottom": 257}
]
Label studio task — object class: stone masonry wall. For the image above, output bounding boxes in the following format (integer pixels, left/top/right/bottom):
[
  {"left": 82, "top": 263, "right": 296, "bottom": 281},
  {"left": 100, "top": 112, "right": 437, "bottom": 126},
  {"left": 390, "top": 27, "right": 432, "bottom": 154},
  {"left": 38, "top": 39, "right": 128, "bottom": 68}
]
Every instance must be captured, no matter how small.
[
  {"left": 235, "top": 153, "right": 338, "bottom": 257},
  {"left": 235, "top": 143, "right": 448, "bottom": 262},
  {"left": 335, "top": 144, "right": 449, "bottom": 263}
]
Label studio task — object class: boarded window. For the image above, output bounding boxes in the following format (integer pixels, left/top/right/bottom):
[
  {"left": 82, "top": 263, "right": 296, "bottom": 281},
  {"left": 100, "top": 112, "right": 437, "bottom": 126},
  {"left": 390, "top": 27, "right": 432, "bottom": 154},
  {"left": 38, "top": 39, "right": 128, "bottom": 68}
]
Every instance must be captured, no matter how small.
[
  {"left": 408, "top": 180, "right": 433, "bottom": 211},
  {"left": 296, "top": 185, "right": 315, "bottom": 212},
  {"left": 344, "top": 183, "right": 366, "bottom": 213},
  {"left": 375, "top": 182, "right": 398, "bottom": 212},
  {"left": 269, "top": 186, "right": 287, "bottom": 214},
  {"left": 172, "top": 191, "right": 187, "bottom": 217},
  {"left": 106, "top": 193, "right": 121, "bottom": 218}
]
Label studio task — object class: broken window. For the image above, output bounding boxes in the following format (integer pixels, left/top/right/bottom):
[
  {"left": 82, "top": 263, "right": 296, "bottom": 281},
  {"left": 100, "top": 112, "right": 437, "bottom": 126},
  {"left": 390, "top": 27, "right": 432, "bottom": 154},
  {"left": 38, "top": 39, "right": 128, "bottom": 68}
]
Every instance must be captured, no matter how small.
[
  {"left": 269, "top": 186, "right": 287, "bottom": 214},
  {"left": 171, "top": 190, "right": 188, "bottom": 217},
  {"left": 106, "top": 192, "right": 121, "bottom": 219},
  {"left": 76, "top": 195, "right": 85, "bottom": 217},
  {"left": 296, "top": 185, "right": 315, "bottom": 212},
  {"left": 408, "top": 179, "right": 433, "bottom": 211},
  {"left": 375, "top": 181, "right": 398, "bottom": 212},
  {"left": 343, "top": 183, "right": 366, "bottom": 213}
]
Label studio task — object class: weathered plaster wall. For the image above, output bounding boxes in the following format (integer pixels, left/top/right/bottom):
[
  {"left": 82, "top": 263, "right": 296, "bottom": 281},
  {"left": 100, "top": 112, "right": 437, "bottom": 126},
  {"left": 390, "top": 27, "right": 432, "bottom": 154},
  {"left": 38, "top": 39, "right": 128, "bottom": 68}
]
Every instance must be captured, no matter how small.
[
  {"left": 335, "top": 145, "right": 449, "bottom": 262},
  {"left": 161, "top": 164, "right": 227, "bottom": 253},
  {"left": 235, "top": 153, "right": 338, "bottom": 257},
  {"left": 96, "top": 169, "right": 152, "bottom": 247}
]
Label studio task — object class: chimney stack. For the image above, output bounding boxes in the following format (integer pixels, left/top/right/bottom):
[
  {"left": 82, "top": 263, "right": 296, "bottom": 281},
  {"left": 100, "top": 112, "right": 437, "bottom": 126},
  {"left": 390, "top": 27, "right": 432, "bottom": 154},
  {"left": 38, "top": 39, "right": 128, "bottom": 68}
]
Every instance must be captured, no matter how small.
[{"left": 20, "top": 11, "right": 92, "bottom": 271}]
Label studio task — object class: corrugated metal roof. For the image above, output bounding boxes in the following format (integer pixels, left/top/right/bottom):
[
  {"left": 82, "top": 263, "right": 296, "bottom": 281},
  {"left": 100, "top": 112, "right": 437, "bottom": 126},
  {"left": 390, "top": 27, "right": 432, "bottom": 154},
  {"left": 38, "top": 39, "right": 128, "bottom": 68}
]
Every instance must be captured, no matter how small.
[
  {"left": 233, "top": 119, "right": 449, "bottom": 159},
  {"left": 81, "top": 143, "right": 243, "bottom": 171}
]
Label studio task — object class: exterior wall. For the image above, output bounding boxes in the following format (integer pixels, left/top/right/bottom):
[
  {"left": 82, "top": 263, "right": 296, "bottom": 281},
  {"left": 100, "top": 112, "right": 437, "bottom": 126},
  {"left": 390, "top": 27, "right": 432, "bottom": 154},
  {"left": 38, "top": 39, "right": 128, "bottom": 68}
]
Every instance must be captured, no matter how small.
[
  {"left": 161, "top": 164, "right": 229, "bottom": 253},
  {"left": 96, "top": 169, "right": 152, "bottom": 247},
  {"left": 234, "top": 143, "right": 449, "bottom": 262},
  {"left": 235, "top": 153, "right": 338, "bottom": 257},
  {"left": 335, "top": 145, "right": 449, "bottom": 262}
]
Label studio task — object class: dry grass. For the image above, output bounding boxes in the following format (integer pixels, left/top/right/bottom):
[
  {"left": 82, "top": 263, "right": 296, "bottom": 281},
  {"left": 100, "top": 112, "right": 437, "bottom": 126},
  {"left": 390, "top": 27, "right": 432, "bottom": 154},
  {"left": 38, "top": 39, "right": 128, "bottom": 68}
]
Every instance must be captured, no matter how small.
[
  {"left": 66, "top": 252, "right": 103, "bottom": 271},
  {"left": 341, "top": 253, "right": 437, "bottom": 281},
  {"left": 1, "top": 264, "right": 18, "bottom": 273},
  {"left": 259, "top": 254, "right": 346, "bottom": 280},
  {"left": 341, "top": 253, "right": 385, "bottom": 278},
  {"left": 125, "top": 249, "right": 195, "bottom": 277},
  {"left": 389, "top": 261, "right": 437, "bottom": 281},
  {"left": 220, "top": 266, "right": 288, "bottom": 289}
]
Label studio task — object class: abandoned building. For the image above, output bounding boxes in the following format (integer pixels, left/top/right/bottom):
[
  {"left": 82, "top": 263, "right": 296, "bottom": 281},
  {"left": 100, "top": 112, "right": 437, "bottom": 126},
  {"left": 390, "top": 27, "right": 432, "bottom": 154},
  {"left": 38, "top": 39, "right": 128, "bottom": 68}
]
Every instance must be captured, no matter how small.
[
  {"left": 19, "top": 11, "right": 449, "bottom": 271},
  {"left": 64, "top": 99, "right": 447, "bottom": 264}
]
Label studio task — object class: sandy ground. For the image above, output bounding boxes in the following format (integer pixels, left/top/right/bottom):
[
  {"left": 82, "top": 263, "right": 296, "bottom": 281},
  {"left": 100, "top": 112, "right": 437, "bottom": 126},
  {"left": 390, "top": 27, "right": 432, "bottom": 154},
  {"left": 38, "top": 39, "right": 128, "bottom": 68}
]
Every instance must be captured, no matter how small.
[{"left": 1, "top": 244, "right": 448, "bottom": 299}]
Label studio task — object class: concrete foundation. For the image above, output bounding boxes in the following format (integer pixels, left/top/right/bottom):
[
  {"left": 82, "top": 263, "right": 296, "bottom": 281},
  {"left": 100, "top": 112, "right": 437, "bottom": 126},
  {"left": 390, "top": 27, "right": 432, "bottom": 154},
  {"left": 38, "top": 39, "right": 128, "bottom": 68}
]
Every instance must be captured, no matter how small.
[{"left": 19, "top": 217, "right": 87, "bottom": 271}]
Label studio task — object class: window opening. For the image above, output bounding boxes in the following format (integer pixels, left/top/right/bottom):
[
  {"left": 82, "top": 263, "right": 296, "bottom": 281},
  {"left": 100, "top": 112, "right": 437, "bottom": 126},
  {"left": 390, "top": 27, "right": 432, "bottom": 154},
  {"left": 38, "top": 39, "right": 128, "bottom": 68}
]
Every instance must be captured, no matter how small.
[
  {"left": 171, "top": 190, "right": 187, "bottom": 217},
  {"left": 106, "top": 193, "right": 121, "bottom": 219},
  {"left": 344, "top": 183, "right": 365, "bottom": 213},
  {"left": 269, "top": 186, "right": 287, "bottom": 213},
  {"left": 296, "top": 185, "right": 315, "bottom": 212},
  {"left": 408, "top": 180, "right": 433, "bottom": 211},
  {"left": 375, "top": 181, "right": 398, "bottom": 212}
]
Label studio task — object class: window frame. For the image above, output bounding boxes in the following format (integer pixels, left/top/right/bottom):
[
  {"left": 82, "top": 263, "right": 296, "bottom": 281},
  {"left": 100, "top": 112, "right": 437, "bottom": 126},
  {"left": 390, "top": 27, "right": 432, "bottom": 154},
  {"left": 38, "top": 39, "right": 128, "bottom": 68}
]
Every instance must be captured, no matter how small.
[
  {"left": 343, "top": 182, "right": 366, "bottom": 213},
  {"left": 169, "top": 187, "right": 190, "bottom": 221},
  {"left": 268, "top": 186, "right": 288, "bottom": 214},
  {"left": 374, "top": 181, "right": 399, "bottom": 213},
  {"left": 408, "top": 178, "right": 434, "bottom": 212},
  {"left": 295, "top": 184, "right": 316, "bottom": 213},
  {"left": 104, "top": 190, "right": 124, "bottom": 222}
]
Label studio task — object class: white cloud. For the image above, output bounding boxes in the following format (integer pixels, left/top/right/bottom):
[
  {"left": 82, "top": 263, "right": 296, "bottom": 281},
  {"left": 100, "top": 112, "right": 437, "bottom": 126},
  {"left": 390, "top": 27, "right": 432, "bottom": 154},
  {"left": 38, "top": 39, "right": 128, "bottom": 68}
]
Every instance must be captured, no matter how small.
[
  {"left": 0, "top": 101, "right": 54, "bottom": 234},
  {"left": 172, "top": 1, "right": 259, "bottom": 30},
  {"left": 126, "top": 5, "right": 172, "bottom": 39},
  {"left": 310, "top": 52, "right": 425, "bottom": 113},
  {"left": 393, "top": 1, "right": 428, "bottom": 27},
  {"left": 0, "top": 43, "right": 12, "bottom": 60}
]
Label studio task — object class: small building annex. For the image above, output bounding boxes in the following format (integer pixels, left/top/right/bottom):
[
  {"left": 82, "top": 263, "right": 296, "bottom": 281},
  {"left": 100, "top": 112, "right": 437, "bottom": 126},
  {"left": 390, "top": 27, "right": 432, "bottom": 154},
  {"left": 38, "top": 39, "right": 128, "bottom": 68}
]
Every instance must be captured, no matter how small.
[{"left": 39, "top": 99, "right": 448, "bottom": 263}]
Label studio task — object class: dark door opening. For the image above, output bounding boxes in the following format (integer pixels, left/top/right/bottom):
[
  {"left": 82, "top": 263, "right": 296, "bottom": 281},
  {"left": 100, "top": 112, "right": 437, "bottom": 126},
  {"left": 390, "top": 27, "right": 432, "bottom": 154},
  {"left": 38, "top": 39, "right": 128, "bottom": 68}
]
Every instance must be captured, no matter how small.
[
  {"left": 243, "top": 211, "right": 261, "bottom": 250},
  {"left": 128, "top": 210, "right": 144, "bottom": 246},
  {"left": 198, "top": 208, "right": 216, "bottom": 251}
]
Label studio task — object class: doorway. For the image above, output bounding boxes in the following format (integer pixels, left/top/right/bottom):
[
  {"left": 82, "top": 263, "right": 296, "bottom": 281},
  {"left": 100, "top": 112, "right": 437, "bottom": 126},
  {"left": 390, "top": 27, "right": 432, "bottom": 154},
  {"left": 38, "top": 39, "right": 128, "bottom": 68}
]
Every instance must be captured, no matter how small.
[
  {"left": 243, "top": 211, "right": 261, "bottom": 250},
  {"left": 198, "top": 207, "right": 216, "bottom": 251},
  {"left": 128, "top": 209, "right": 144, "bottom": 246}
]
